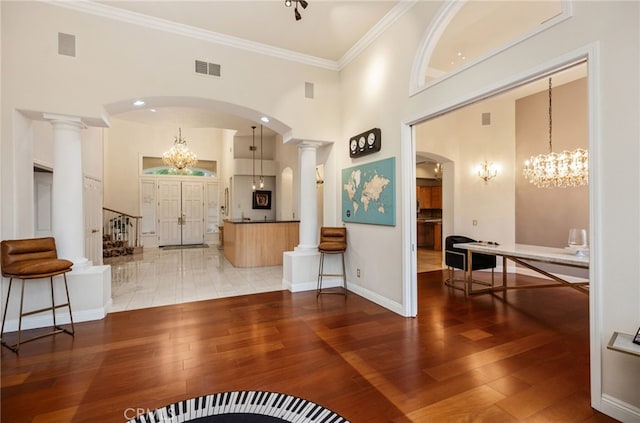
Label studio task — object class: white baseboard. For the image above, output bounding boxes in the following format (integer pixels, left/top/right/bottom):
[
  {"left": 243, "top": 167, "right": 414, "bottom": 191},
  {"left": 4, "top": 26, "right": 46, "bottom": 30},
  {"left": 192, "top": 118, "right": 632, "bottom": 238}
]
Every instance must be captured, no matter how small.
[{"left": 600, "top": 394, "right": 640, "bottom": 422}]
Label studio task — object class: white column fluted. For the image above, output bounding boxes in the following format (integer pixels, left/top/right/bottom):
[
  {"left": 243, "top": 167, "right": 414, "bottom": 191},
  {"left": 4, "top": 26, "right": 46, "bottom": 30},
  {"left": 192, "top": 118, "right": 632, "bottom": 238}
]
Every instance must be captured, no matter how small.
[
  {"left": 296, "top": 141, "right": 320, "bottom": 251},
  {"left": 47, "top": 115, "right": 90, "bottom": 269}
]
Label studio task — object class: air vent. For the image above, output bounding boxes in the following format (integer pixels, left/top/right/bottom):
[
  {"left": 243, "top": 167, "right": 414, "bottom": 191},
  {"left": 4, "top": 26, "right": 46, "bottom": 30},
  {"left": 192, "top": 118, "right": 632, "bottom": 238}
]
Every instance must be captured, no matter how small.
[
  {"left": 305, "top": 82, "right": 314, "bottom": 99},
  {"left": 481, "top": 112, "right": 491, "bottom": 126},
  {"left": 195, "top": 60, "right": 221, "bottom": 77},
  {"left": 58, "top": 32, "right": 76, "bottom": 57}
]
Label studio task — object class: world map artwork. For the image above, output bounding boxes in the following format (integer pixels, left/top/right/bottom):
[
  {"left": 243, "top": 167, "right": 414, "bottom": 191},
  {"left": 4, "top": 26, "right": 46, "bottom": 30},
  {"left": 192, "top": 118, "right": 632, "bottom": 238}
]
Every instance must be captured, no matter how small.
[{"left": 341, "top": 157, "right": 395, "bottom": 226}]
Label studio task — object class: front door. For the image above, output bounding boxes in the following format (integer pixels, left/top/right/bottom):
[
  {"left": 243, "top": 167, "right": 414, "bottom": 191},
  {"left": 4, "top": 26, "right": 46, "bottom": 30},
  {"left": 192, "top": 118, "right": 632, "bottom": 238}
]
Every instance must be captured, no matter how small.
[
  {"left": 181, "top": 182, "right": 204, "bottom": 245},
  {"left": 157, "top": 180, "right": 204, "bottom": 246}
]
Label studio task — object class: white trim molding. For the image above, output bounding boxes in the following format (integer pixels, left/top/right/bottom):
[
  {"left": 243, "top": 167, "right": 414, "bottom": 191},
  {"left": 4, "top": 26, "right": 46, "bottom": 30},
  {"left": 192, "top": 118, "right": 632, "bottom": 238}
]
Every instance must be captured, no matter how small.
[{"left": 47, "top": 0, "right": 416, "bottom": 72}]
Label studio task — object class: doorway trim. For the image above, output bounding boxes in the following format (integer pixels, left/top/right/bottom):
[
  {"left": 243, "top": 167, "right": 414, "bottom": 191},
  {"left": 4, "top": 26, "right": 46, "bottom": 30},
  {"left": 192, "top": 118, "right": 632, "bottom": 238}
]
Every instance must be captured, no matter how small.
[{"left": 401, "top": 42, "right": 601, "bottom": 406}]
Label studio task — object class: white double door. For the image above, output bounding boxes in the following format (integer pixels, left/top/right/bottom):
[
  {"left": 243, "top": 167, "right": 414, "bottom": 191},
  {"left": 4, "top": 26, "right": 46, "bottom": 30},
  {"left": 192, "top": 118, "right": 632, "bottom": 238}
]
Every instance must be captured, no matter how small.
[{"left": 158, "top": 181, "right": 204, "bottom": 246}]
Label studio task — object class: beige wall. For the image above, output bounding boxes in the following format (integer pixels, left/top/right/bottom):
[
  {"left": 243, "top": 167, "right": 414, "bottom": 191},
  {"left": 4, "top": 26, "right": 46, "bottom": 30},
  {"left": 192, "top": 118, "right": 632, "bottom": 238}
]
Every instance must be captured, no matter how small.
[
  {"left": 415, "top": 95, "right": 516, "bottom": 249},
  {"left": 104, "top": 119, "right": 224, "bottom": 216},
  {"left": 516, "top": 78, "right": 589, "bottom": 248}
]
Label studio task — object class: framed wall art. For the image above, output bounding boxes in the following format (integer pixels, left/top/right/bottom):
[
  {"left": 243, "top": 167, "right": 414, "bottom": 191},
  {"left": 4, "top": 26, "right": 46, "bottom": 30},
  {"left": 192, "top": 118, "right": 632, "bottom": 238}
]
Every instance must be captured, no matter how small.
[{"left": 252, "top": 190, "right": 271, "bottom": 210}]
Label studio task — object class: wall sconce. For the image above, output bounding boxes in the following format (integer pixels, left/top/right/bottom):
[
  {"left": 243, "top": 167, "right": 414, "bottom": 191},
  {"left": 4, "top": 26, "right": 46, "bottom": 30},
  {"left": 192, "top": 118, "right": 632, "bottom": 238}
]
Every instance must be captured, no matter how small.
[{"left": 476, "top": 161, "right": 499, "bottom": 182}]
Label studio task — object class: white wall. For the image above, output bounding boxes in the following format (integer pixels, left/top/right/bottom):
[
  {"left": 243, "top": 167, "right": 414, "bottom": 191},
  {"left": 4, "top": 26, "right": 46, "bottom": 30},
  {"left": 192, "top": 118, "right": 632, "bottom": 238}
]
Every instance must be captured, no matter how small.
[{"left": 415, "top": 97, "right": 516, "bottom": 246}]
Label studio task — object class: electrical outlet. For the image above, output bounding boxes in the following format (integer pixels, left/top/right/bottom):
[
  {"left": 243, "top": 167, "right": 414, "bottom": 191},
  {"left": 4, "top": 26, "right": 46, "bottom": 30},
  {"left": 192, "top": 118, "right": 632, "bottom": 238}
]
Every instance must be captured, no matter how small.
[{"left": 357, "top": 268, "right": 361, "bottom": 278}]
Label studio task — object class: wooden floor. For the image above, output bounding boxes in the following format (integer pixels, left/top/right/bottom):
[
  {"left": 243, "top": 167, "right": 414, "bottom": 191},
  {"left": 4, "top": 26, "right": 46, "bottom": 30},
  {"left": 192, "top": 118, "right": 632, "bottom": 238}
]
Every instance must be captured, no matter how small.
[{"left": 1, "top": 271, "right": 618, "bottom": 422}]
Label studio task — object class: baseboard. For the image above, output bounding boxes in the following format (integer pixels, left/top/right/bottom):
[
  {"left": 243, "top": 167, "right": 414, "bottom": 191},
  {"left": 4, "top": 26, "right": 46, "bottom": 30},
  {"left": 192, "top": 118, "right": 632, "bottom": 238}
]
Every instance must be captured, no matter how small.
[{"left": 599, "top": 394, "right": 640, "bottom": 422}]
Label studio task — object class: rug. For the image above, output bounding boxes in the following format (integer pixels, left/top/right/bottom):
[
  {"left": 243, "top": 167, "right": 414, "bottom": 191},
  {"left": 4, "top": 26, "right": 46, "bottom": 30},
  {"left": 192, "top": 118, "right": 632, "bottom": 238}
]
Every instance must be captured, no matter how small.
[
  {"left": 161, "top": 244, "right": 209, "bottom": 250},
  {"left": 126, "top": 391, "right": 349, "bottom": 423}
]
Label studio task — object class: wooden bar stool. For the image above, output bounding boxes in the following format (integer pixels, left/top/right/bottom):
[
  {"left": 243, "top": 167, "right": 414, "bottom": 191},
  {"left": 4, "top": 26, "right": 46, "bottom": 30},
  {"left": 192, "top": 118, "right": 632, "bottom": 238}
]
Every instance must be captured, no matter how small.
[
  {"left": 1, "top": 237, "right": 74, "bottom": 353},
  {"left": 317, "top": 227, "right": 347, "bottom": 297}
]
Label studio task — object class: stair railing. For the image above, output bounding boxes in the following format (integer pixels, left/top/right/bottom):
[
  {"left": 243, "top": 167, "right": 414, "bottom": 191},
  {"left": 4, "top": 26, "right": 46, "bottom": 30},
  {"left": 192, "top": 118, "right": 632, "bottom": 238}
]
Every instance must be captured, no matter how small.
[{"left": 103, "top": 207, "right": 142, "bottom": 248}]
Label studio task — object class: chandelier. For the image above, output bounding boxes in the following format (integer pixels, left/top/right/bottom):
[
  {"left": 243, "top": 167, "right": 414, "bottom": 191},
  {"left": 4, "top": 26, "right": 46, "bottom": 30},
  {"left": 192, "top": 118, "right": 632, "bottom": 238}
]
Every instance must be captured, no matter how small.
[
  {"left": 523, "top": 77, "right": 588, "bottom": 188},
  {"left": 285, "top": 0, "right": 308, "bottom": 21},
  {"left": 434, "top": 162, "right": 442, "bottom": 180},
  {"left": 162, "top": 128, "right": 197, "bottom": 172},
  {"left": 477, "top": 161, "right": 498, "bottom": 182}
]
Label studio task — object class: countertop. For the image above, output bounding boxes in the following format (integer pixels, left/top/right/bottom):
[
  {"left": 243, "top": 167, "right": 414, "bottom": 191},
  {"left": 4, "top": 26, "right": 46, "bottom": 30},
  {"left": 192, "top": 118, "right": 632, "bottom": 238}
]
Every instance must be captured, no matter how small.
[
  {"left": 223, "top": 219, "right": 300, "bottom": 224},
  {"left": 417, "top": 218, "right": 442, "bottom": 223}
]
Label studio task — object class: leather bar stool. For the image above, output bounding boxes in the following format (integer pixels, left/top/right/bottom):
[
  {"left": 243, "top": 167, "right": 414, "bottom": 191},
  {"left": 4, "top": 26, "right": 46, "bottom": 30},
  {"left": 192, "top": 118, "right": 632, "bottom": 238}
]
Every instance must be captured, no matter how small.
[
  {"left": 317, "top": 227, "right": 347, "bottom": 297},
  {"left": 0, "top": 237, "right": 74, "bottom": 353}
]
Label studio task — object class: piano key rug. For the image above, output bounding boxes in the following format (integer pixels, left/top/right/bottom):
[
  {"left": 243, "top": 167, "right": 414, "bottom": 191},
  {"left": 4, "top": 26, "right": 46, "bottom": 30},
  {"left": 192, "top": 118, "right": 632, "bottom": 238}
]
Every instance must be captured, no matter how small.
[{"left": 126, "top": 391, "right": 350, "bottom": 423}]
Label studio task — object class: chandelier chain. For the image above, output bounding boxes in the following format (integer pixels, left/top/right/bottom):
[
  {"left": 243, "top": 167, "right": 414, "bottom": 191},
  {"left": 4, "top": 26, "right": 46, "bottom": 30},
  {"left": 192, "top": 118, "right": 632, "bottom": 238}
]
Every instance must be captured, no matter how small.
[{"left": 548, "top": 77, "right": 553, "bottom": 154}]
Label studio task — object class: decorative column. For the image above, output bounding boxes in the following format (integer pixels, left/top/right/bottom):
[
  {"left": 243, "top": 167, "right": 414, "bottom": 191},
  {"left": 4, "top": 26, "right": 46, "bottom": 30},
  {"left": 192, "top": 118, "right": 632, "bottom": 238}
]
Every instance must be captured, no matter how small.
[
  {"left": 46, "top": 114, "right": 90, "bottom": 270},
  {"left": 296, "top": 141, "right": 320, "bottom": 251}
]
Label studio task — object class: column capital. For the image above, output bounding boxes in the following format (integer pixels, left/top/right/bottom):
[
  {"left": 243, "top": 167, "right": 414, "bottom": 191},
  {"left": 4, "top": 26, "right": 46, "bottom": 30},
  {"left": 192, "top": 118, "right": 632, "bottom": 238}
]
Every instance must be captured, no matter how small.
[
  {"left": 43, "top": 113, "right": 86, "bottom": 130},
  {"left": 299, "top": 141, "right": 322, "bottom": 150}
]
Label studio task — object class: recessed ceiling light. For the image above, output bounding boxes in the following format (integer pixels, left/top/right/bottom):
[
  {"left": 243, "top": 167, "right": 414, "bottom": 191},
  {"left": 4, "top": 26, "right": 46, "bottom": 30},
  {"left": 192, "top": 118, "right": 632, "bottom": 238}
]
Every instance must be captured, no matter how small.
[
  {"left": 150, "top": 108, "right": 157, "bottom": 113},
  {"left": 260, "top": 116, "right": 270, "bottom": 123},
  {"left": 133, "top": 100, "right": 145, "bottom": 107}
]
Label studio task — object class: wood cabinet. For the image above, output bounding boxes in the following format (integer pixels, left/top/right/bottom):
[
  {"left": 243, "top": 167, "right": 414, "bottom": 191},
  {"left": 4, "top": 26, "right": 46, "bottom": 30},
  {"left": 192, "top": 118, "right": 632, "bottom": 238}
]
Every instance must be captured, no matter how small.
[
  {"left": 434, "top": 223, "right": 442, "bottom": 251},
  {"left": 417, "top": 221, "right": 442, "bottom": 250},
  {"left": 223, "top": 220, "right": 299, "bottom": 267},
  {"left": 416, "top": 185, "right": 442, "bottom": 210},
  {"left": 431, "top": 185, "right": 442, "bottom": 209},
  {"left": 416, "top": 186, "right": 431, "bottom": 209}
]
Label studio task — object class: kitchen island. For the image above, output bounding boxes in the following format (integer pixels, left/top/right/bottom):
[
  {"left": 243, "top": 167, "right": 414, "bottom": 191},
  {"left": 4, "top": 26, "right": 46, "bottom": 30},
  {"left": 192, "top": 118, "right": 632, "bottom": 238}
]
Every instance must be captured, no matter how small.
[{"left": 223, "top": 219, "right": 300, "bottom": 267}]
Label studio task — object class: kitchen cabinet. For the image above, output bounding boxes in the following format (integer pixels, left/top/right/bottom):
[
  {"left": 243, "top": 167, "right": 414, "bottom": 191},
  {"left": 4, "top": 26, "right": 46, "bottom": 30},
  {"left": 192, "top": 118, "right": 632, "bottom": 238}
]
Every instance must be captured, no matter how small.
[
  {"left": 434, "top": 223, "right": 442, "bottom": 251},
  {"left": 416, "top": 186, "right": 431, "bottom": 209},
  {"left": 416, "top": 185, "right": 442, "bottom": 210},
  {"left": 417, "top": 221, "right": 442, "bottom": 250},
  {"left": 431, "top": 186, "right": 442, "bottom": 209}
]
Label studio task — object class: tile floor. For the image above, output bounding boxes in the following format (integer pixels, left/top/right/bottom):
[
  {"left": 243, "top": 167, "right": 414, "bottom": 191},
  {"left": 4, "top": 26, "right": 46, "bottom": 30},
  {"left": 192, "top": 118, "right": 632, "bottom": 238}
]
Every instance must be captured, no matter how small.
[
  {"left": 106, "top": 245, "right": 444, "bottom": 313},
  {"left": 106, "top": 245, "right": 284, "bottom": 312}
]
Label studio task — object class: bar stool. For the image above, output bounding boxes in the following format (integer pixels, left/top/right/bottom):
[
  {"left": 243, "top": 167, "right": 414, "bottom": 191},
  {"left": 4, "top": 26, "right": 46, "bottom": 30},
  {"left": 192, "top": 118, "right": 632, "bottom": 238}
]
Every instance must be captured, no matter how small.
[
  {"left": 317, "top": 227, "right": 347, "bottom": 297},
  {"left": 1, "top": 237, "right": 74, "bottom": 353}
]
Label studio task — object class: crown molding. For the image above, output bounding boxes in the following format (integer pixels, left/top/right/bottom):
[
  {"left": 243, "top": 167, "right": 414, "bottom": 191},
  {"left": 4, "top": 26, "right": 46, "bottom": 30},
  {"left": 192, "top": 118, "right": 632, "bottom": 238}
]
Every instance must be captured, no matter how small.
[
  {"left": 45, "top": 0, "right": 340, "bottom": 71},
  {"left": 338, "top": 1, "right": 418, "bottom": 69},
  {"left": 45, "top": 0, "right": 415, "bottom": 72}
]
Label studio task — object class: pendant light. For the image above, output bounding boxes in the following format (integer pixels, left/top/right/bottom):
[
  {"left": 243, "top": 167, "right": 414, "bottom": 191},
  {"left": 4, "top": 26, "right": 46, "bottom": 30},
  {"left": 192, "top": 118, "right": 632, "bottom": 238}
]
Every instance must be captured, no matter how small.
[
  {"left": 250, "top": 126, "right": 257, "bottom": 191},
  {"left": 523, "top": 77, "right": 588, "bottom": 188},
  {"left": 259, "top": 125, "right": 264, "bottom": 189}
]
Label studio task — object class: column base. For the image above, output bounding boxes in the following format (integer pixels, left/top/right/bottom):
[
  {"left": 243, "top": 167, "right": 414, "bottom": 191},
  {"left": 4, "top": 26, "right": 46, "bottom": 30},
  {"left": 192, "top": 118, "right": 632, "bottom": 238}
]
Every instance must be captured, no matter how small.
[
  {"left": 70, "top": 257, "right": 92, "bottom": 272},
  {"left": 283, "top": 250, "right": 347, "bottom": 293},
  {"left": 0, "top": 264, "right": 111, "bottom": 332},
  {"left": 283, "top": 250, "right": 320, "bottom": 292}
]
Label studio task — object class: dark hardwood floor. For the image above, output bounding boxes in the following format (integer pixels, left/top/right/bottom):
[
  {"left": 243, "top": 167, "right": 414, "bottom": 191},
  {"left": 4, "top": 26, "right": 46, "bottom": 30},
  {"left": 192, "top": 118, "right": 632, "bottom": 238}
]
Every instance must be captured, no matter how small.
[{"left": 1, "top": 271, "right": 618, "bottom": 422}]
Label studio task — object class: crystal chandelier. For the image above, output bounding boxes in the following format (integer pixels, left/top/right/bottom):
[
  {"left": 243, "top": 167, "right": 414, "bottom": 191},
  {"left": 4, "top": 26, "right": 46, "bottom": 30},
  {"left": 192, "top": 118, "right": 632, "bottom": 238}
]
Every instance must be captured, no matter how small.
[
  {"left": 162, "top": 128, "right": 197, "bottom": 172},
  {"left": 523, "top": 77, "right": 588, "bottom": 188}
]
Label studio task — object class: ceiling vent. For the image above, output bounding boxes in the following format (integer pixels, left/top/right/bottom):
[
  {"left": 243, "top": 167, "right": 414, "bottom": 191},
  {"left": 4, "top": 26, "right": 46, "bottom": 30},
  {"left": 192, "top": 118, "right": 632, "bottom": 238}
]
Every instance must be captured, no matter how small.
[{"left": 195, "top": 60, "right": 221, "bottom": 77}]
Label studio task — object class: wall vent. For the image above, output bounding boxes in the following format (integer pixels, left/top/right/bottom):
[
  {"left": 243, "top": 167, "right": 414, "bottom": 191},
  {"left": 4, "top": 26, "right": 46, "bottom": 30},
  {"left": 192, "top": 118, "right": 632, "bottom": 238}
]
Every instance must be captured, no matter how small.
[
  {"left": 195, "top": 60, "right": 221, "bottom": 77},
  {"left": 305, "top": 82, "right": 314, "bottom": 99},
  {"left": 481, "top": 112, "right": 491, "bottom": 126},
  {"left": 58, "top": 32, "right": 76, "bottom": 57}
]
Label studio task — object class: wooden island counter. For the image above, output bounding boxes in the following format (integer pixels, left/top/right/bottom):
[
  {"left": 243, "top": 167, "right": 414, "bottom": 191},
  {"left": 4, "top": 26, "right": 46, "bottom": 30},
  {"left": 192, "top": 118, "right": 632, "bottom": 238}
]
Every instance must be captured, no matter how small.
[{"left": 222, "top": 219, "right": 300, "bottom": 267}]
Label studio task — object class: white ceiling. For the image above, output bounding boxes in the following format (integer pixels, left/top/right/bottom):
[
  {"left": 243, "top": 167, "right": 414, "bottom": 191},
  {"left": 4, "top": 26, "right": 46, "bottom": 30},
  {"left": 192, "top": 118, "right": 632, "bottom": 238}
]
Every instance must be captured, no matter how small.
[{"left": 98, "top": 1, "right": 400, "bottom": 63}]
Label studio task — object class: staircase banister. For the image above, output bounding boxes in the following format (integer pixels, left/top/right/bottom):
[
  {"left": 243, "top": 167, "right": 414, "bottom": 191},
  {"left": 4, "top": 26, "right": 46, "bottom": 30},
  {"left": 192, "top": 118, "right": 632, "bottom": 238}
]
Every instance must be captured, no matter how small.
[{"left": 102, "top": 207, "right": 142, "bottom": 219}]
